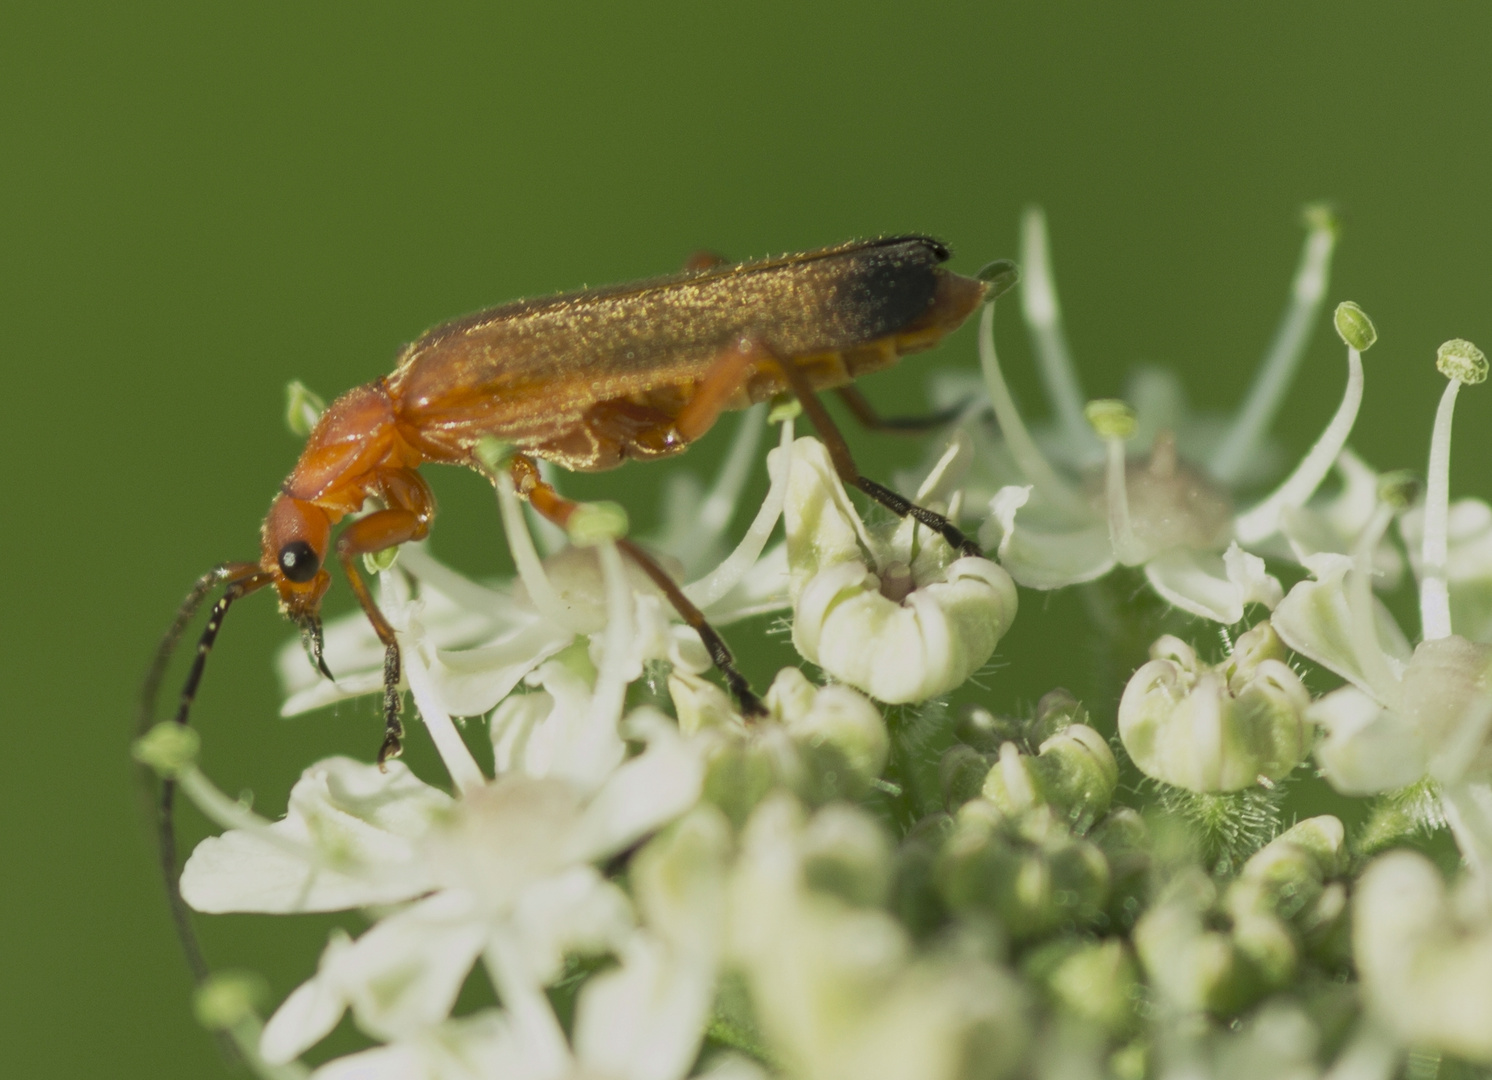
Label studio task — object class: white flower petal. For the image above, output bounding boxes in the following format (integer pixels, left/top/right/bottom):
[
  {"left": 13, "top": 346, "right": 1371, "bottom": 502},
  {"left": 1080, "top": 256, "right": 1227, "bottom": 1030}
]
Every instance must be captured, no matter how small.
[
  {"left": 569, "top": 714, "right": 705, "bottom": 863},
  {"left": 430, "top": 619, "right": 575, "bottom": 718},
  {"left": 181, "top": 759, "right": 449, "bottom": 913},
  {"left": 573, "top": 934, "right": 714, "bottom": 1080},
  {"left": 782, "top": 437, "right": 876, "bottom": 590},
  {"left": 338, "top": 892, "right": 489, "bottom": 1040},
  {"left": 981, "top": 486, "right": 1115, "bottom": 590},
  {"left": 1272, "top": 555, "right": 1410, "bottom": 702},
  {"left": 1308, "top": 685, "right": 1427, "bottom": 795},
  {"left": 310, "top": 1011, "right": 526, "bottom": 1080},
  {"left": 510, "top": 866, "right": 635, "bottom": 985},
  {"left": 1143, "top": 545, "right": 1280, "bottom": 624},
  {"left": 261, "top": 931, "right": 356, "bottom": 1064}
]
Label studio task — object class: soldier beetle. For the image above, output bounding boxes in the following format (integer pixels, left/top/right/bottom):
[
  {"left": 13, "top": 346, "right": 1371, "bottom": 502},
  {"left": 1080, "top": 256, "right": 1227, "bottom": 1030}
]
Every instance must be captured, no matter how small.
[{"left": 140, "top": 235, "right": 1002, "bottom": 982}]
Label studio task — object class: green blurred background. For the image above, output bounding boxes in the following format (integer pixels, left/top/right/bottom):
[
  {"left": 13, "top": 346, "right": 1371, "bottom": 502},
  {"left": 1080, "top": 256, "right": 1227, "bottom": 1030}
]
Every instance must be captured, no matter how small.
[{"left": 7, "top": 4, "right": 1492, "bottom": 1075}]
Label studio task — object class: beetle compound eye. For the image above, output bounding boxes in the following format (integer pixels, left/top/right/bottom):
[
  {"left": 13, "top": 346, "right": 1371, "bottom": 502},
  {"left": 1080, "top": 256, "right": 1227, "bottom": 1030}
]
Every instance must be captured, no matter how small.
[{"left": 278, "top": 540, "right": 321, "bottom": 583}]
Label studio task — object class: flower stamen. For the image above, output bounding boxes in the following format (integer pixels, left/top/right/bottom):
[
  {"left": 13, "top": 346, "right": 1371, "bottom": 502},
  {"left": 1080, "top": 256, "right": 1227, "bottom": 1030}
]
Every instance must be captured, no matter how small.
[
  {"left": 1086, "top": 399, "right": 1144, "bottom": 564},
  {"left": 978, "top": 302, "right": 1088, "bottom": 517},
  {"left": 1210, "top": 204, "right": 1338, "bottom": 484},
  {"left": 1020, "top": 206, "right": 1094, "bottom": 452},
  {"left": 1233, "top": 300, "right": 1372, "bottom": 545},
  {"left": 1421, "top": 338, "right": 1488, "bottom": 640}
]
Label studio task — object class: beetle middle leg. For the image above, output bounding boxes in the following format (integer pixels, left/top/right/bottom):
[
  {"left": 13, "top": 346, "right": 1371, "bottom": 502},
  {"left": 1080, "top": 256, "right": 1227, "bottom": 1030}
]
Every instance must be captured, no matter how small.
[
  {"left": 334, "top": 469, "right": 436, "bottom": 764},
  {"left": 834, "top": 384, "right": 965, "bottom": 433},
  {"left": 508, "top": 454, "right": 767, "bottom": 717}
]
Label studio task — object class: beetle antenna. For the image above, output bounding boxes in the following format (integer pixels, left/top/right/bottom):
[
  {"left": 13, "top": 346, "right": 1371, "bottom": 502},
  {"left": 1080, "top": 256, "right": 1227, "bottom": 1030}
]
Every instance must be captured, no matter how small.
[{"left": 137, "top": 565, "right": 271, "bottom": 986}]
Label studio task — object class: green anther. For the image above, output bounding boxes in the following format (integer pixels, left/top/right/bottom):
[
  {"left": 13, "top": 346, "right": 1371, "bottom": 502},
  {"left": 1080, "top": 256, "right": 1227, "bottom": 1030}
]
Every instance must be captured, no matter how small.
[
  {"left": 1301, "top": 201, "right": 1339, "bottom": 237},
  {"left": 976, "top": 258, "right": 1020, "bottom": 300},
  {"left": 1084, "top": 398, "right": 1137, "bottom": 440},
  {"left": 567, "top": 500, "right": 629, "bottom": 545},
  {"left": 132, "top": 722, "right": 201, "bottom": 778},
  {"left": 192, "top": 971, "right": 266, "bottom": 1031},
  {"left": 767, "top": 393, "right": 802, "bottom": 424},
  {"left": 284, "top": 380, "right": 326, "bottom": 437},
  {"left": 1377, "top": 469, "right": 1421, "bottom": 511},
  {"left": 1437, "top": 338, "right": 1489, "bottom": 384},
  {"left": 1333, "top": 301, "right": 1377, "bottom": 352},
  {"left": 364, "top": 545, "right": 400, "bottom": 575},
  {"left": 473, "top": 435, "right": 514, "bottom": 475}
]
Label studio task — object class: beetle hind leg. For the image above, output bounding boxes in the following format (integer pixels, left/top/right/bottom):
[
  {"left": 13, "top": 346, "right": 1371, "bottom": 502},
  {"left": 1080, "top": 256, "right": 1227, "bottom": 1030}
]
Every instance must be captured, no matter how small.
[{"left": 763, "top": 345, "right": 983, "bottom": 559}]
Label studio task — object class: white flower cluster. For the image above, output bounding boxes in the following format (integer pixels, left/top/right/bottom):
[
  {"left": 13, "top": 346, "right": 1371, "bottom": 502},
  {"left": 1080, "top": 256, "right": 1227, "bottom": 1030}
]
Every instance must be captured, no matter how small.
[{"left": 137, "top": 208, "right": 1492, "bottom": 1080}]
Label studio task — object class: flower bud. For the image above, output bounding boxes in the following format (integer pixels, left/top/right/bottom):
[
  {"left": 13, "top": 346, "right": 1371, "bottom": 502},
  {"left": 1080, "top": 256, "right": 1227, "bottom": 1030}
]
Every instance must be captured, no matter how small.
[
  {"left": 800, "top": 803, "right": 893, "bottom": 908},
  {"left": 769, "top": 667, "right": 890, "bottom": 799},
  {"left": 193, "top": 970, "right": 266, "bottom": 1031},
  {"left": 1134, "top": 870, "right": 1272, "bottom": 1015},
  {"left": 133, "top": 721, "right": 201, "bottom": 778},
  {"left": 1032, "top": 687, "right": 1088, "bottom": 742},
  {"left": 702, "top": 731, "right": 794, "bottom": 831},
  {"left": 1025, "top": 939, "right": 1140, "bottom": 1035},
  {"left": 937, "top": 805, "right": 1109, "bottom": 940},
  {"left": 1355, "top": 850, "right": 1492, "bottom": 1062},
  {"left": 980, "top": 724, "right": 1118, "bottom": 828},
  {"left": 284, "top": 380, "right": 325, "bottom": 437},
  {"left": 940, "top": 744, "right": 992, "bottom": 810},
  {"left": 1437, "top": 338, "right": 1489, "bottom": 384},
  {"left": 1118, "top": 628, "right": 1310, "bottom": 792},
  {"left": 1332, "top": 301, "right": 1377, "bottom": 352},
  {"left": 954, "top": 704, "right": 1026, "bottom": 753},
  {"left": 784, "top": 437, "right": 1019, "bottom": 704}
]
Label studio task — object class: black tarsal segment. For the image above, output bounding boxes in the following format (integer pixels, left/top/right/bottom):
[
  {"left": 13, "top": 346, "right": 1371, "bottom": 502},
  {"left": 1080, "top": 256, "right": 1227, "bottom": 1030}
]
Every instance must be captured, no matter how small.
[
  {"left": 855, "top": 478, "right": 984, "bottom": 560},
  {"left": 377, "top": 642, "right": 404, "bottom": 766}
]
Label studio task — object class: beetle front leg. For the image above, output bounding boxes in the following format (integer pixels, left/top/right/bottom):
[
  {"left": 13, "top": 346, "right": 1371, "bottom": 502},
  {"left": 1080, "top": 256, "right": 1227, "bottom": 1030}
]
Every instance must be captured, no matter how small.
[{"left": 335, "top": 507, "right": 430, "bottom": 765}]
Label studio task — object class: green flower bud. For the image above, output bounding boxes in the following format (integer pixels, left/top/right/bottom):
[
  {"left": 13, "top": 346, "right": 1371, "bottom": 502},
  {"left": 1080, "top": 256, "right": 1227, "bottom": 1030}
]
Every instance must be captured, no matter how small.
[
  {"left": 1090, "top": 808, "right": 1151, "bottom": 932},
  {"left": 193, "top": 970, "right": 266, "bottom": 1031},
  {"left": 891, "top": 814, "right": 955, "bottom": 938},
  {"left": 955, "top": 704, "right": 1026, "bottom": 753},
  {"left": 1084, "top": 398, "right": 1136, "bottom": 440},
  {"left": 981, "top": 724, "right": 1118, "bottom": 828},
  {"left": 1437, "top": 338, "right": 1489, "bottom": 384},
  {"left": 132, "top": 721, "right": 201, "bottom": 778},
  {"left": 800, "top": 804, "right": 893, "bottom": 908},
  {"left": 937, "top": 805, "right": 1109, "bottom": 940},
  {"left": 284, "top": 379, "right": 325, "bottom": 437},
  {"left": 1025, "top": 938, "right": 1141, "bottom": 1035},
  {"left": 702, "top": 735, "right": 789, "bottom": 831},
  {"left": 1332, "top": 301, "right": 1377, "bottom": 352},
  {"left": 1134, "top": 870, "right": 1269, "bottom": 1016},
  {"left": 1229, "top": 910, "right": 1297, "bottom": 989},
  {"left": 1118, "top": 629, "right": 1310, "bottom": 792},
  {"left": 771, "top": 670, "right": 890, "bottom": 798},
  {"left": 1377, "top": 469, "right": 1421, "bottom": 511},
  {"left": 940, "top": 744, "right": 992, "bottom": 810},
  {"left": 1031, "top": 687, "right": 1089, "bottom": 743}
]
